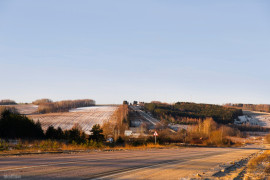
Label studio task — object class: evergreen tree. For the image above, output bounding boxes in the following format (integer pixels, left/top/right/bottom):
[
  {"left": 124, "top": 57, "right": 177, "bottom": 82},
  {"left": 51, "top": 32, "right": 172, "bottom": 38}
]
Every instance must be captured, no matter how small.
[{"left": 89, "top": 124, "right": 104, "bottom": 142}]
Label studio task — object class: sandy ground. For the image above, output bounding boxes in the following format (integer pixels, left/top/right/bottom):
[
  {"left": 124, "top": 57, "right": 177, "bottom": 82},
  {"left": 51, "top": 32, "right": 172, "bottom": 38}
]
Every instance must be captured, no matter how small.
[
  {"left": 28, "top": 106, "right": 118, "bottom": 134},
  {"left": 0, "top": 145, "right": 263, "bottom": 180}
]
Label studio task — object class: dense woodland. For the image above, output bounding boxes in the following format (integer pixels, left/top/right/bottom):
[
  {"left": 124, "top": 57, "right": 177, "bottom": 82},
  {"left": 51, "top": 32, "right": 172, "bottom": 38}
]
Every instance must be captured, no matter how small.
[
  {"left": 0, "top": 99, "right": 17, "bottom": 105},
  {"left": 34, "top": 99, "right": 95, "bottom": 113},
  {"left": 0, "top": 108, "right": 44, "bottom": 139},
  {"left": 225, "top": 103, "right": 270, "bottom": 113},
  {"left": 144, "top": 102, "right": 243, "bottom": 124}
]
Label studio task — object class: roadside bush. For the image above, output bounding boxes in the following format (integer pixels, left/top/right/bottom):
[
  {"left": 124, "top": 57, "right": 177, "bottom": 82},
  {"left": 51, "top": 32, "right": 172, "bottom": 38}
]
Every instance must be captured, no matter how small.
[
  {"left": 89, "top": 124, "right": 105, "bottom": 142},
  {"left": 15, "top": 140, "right": 24, "bottom": 150},
  {"left": 65, "top": 126, "right": 86, "bottom": 144},
  {"left": 39, "top": 140, "right": 61, "bottom": 151},
  {"left": 84, "top": 139, "right": 103, "bottom": 148},
  {"left": 130, "top": 139, "right": 146, "bottom": 147},
  {"left": 157, "top": 129, "right": 176, "bottom": 144},
  {"left": 44, "top": 124, "right": 87, "bottom": 144},
  {"left": 187, "top": 118, "right": 236, "bottom": 146},
  {"left": 0, "top": 139, "right": 8, "bottom": 151},
  {"left": 116, "top": 136, "right": 125, "bottom": 145},
  {"left": 46, "top": 126, "right": 64, "bottom": 139}
]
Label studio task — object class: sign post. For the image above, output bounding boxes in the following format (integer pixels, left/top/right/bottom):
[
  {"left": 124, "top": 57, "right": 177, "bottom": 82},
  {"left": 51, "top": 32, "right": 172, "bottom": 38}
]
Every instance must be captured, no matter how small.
[{"left": 153, "top": 131, "right": 158, "bottom": 145}]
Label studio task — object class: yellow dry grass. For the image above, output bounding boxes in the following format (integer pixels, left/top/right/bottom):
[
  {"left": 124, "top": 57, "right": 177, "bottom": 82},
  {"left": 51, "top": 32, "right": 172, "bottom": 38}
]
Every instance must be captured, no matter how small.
[
  {"left": 247, "top": 150, "right": 270, "bottom": 170},
  {"left": 0, "top": 141, "right": 167, "bottom": 155}
]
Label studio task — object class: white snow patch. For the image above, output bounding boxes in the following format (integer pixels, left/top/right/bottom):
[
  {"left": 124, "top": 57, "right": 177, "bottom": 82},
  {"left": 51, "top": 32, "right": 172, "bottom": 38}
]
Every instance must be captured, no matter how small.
[{"left": 235, "top": 111, "right": 270, "bottom": 127}]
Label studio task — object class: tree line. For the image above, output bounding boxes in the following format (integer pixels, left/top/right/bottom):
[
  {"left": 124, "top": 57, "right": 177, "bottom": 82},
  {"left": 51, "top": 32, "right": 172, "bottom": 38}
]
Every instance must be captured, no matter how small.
[
  {"left": 144, "top": 102, "right": 243, "bottom": 124},
  {"left": 224, "top": 103, "right": 270, "bottom": 113},
  {"left": 0, "top": 99, "right": 17, "bottom": 105},
  {"left": 44, "top": 124, "right": 104, "bottom": 144},
  {"left": 33, "top": 99, "right": 96, "bottom": 113}
]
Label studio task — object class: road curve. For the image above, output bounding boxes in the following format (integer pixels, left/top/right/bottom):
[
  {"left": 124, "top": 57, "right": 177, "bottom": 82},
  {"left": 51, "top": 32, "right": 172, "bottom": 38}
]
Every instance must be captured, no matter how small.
[{"left": 0, "top": 146, "right": 262, "bottom": 180}]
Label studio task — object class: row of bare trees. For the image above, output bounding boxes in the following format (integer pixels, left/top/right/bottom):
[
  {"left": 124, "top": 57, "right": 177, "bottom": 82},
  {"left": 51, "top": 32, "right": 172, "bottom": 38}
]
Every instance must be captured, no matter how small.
[
  {"left": 187, "top": 118, "right": 239, "bottom": 145},
  {"left": 224, "top": 103, "right": 270, "bottom": 113},
  {"left": 0, "top": 99, "right": 17, "bottom": 105},
  {"left": 32, "top": 99, "right": 53, "bottom": 105},
  {"left": 34, "top": 99, "right": 95, "bottom": 113},
  {"left": 102, "top": 104, "right": 129, "bottom": 140}
]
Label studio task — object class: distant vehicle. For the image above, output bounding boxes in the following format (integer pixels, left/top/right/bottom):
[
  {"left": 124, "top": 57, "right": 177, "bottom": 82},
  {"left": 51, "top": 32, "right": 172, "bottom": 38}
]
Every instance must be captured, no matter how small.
[{"left": 106, "top": 137, "right": 113, "bottom": 143}]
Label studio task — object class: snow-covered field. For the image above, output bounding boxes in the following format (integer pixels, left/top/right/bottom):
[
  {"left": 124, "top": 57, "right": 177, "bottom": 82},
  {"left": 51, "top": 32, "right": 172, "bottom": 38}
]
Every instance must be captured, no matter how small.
[
  {"left": 28, "top": 106, "right": 118, "bottom": 134},
  {"left": 235, "top": 111, "right": 270, "bottom": 128}
]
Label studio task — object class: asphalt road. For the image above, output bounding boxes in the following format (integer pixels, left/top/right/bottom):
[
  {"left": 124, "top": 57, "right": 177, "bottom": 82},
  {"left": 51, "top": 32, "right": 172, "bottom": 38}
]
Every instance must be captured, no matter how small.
[{"left": 0, "top": 146, "right": 262, "bottom": 180}]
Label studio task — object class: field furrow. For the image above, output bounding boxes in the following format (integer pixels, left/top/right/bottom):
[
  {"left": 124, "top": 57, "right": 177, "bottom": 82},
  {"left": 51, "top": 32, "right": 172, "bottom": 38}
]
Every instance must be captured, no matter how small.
[{"left": 28, "top": 106, "right": 118, "bottom": 134}]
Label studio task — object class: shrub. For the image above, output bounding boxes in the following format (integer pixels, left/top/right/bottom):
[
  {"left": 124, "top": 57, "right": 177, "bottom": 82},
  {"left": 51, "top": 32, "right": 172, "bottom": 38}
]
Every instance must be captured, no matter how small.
[
  {"left": 89, "top": 124, "right": 105, "bottom": 142},
  {"left": 0, "top": 139, "right": 8, "bottom": 151}
]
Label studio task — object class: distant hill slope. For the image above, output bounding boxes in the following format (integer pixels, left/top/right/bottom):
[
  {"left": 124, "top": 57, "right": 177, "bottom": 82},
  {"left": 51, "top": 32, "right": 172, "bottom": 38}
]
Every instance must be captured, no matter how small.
[
  {"left": 28, "top": 106, "right": 118, "bottom": 134},
  {"left": 144, "top": 102, "right": 243, "bottom": 124}
]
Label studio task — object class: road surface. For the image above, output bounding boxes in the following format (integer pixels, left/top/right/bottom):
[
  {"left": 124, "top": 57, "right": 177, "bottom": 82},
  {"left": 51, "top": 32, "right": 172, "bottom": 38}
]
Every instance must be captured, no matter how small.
[
  {"left": 129, "top": 106, "right": 160, "bottom": 128},
  {"left": 129, "top": 106, "right": 181, "bottom": 132},
  {"left": 0, "top": 146, "right": 262, "bottom": 180}
]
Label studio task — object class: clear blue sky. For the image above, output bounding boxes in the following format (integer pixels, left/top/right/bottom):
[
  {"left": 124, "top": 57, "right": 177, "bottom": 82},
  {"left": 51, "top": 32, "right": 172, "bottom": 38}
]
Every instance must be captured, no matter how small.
[{"left": 0, "top": 0, "right": 270, "bottom": 104}]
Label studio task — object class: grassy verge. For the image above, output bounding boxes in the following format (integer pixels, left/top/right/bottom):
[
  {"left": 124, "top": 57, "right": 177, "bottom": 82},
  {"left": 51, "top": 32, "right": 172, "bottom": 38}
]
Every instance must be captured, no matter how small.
[
  {"left": 244, "top": 150, "right": 270, "bottom": 179},
  {"left": 0, "top": 140, "right": 167, "bottom": 155}
]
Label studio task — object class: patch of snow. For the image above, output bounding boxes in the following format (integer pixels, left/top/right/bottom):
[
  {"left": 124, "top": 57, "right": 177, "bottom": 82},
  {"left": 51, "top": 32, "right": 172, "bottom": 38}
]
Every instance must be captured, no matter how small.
[{"left": 235, "top": 111, "right": 270, "bottom": 127}]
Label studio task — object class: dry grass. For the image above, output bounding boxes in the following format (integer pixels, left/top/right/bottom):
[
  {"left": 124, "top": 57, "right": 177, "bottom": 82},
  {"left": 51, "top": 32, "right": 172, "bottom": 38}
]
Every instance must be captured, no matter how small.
[
  {"left": 244, "top": 150, "right": 270, "bottom": 179},
  {"left": 110, "top": 143, "right": 165, "bottom": 150},
  {"left": 0, "top": 140, "right": 167, "bottom": 155},
  {"left": 247, "top": 151, "right": 269, "bottom": 169}
]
